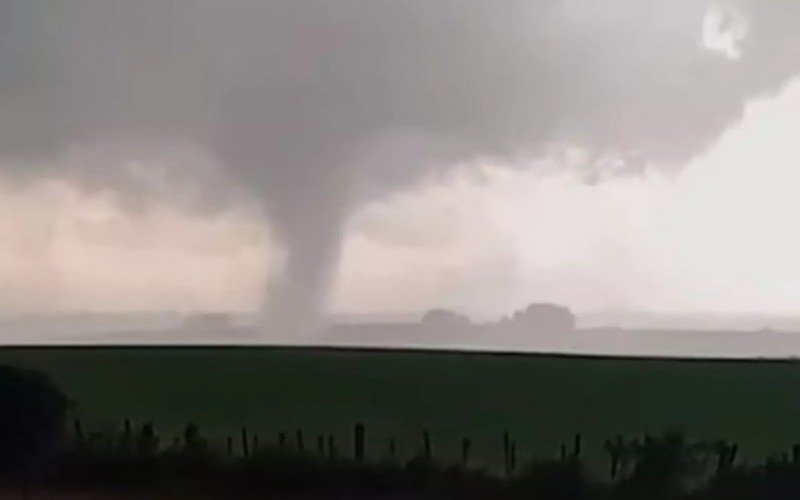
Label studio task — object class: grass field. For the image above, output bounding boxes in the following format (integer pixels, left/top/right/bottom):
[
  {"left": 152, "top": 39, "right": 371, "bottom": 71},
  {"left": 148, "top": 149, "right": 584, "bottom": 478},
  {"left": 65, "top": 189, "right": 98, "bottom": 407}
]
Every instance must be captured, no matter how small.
[{"left": 1, "top": 346, "right": 799, "bottom": 472}]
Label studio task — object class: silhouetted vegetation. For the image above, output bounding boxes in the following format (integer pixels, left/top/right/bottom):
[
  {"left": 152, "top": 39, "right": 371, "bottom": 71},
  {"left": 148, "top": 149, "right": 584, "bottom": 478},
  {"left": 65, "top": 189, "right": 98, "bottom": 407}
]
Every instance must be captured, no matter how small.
[
  {"left": 25, "top": 418, "right": 800, "bottom": 499},
  {"left": 0, "top": 365, "right": 70, "bottom": 479},
  {"left": 11, "top": 362, "right": 800, "bottom": 498}
]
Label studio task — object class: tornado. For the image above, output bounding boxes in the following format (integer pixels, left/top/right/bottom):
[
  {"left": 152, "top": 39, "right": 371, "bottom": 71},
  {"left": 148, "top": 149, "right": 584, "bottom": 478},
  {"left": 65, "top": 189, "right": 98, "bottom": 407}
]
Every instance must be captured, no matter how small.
[{"left": 2, "top": 1, "right": 799, "bottom": 339}]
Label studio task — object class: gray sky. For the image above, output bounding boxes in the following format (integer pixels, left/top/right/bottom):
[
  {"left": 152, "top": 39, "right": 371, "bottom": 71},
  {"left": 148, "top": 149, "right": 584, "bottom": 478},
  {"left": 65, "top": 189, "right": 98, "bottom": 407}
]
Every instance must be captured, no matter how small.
[{"left": 2, "top": 1, "right": 800, "bottom": 325}]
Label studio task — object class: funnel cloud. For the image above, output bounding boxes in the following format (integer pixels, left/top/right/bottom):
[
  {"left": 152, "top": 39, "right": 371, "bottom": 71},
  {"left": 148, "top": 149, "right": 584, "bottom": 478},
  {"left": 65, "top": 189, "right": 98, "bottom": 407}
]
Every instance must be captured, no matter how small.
[{"left": 2, "top": 1, "right": 800, "bottom": 334}]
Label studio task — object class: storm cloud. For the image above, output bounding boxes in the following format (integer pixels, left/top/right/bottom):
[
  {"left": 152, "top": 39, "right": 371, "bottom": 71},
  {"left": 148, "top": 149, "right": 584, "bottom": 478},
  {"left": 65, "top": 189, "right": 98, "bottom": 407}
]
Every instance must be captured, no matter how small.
[{"left": 2, "top": 0, "right": 800, "bottom": 333}]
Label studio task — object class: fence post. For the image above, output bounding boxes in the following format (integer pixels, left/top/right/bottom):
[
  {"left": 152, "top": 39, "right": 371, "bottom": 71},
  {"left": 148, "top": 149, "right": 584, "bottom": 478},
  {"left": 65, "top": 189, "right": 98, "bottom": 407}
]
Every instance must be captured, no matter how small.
[
  {"left": 423, "top": 430, "right": 432, "bottom": 460},
  {"left": 241, "top": 427, "right": 249, "bottom": 459},
  {"left": 328, "top": 434, "right": 336, "bottom": 460},
  {"left": 461, "top": 438, "right": 471, "bottom": 466},
  {"left": 503, "top": 430, "right": 510, "bottom": 475},
  {"left": 354, "top": 423, "right": 366, "bottom": 462}
]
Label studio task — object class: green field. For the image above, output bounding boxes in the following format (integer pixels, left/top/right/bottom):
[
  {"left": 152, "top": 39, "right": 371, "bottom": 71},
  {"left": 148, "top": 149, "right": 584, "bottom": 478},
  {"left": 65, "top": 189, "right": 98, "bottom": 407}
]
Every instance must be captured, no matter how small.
[{"left": 1, "top": 346, "right": 799, "bottom": 472}]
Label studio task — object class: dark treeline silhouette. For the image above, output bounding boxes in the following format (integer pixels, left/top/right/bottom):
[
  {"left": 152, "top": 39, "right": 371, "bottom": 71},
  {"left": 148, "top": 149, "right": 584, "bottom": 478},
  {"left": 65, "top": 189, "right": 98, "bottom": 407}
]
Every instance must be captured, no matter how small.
[{"left": 7, "top": 364, "right": 800, "bottom": 498}]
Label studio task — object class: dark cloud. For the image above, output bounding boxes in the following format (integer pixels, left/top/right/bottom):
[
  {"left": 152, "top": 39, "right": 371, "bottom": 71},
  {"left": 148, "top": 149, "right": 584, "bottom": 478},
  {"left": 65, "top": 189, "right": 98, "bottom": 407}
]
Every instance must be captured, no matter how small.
[{"left": 2, "top": 0, "right": 800, "bottom": 332}]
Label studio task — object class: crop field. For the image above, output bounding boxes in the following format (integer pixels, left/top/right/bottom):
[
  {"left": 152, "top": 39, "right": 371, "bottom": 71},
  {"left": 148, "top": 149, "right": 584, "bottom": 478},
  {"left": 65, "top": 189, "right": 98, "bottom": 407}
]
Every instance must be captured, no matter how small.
[{"left": 0, "top": 346, "right": 799, "bottom": 472}]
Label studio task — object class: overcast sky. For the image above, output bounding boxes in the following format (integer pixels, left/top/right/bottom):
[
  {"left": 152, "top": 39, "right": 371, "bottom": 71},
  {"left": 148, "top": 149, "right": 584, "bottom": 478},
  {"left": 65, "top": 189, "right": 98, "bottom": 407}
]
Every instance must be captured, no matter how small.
[{"left": 3, "top": 1, "right": 800, "bottom": 323}]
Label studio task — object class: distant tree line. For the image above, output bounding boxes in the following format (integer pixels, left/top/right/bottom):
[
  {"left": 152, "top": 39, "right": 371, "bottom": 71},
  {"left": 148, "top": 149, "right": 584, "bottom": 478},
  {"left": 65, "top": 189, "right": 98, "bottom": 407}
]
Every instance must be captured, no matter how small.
[{"left": 424, "top": 302, "right": 577, "bottom": 333}]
